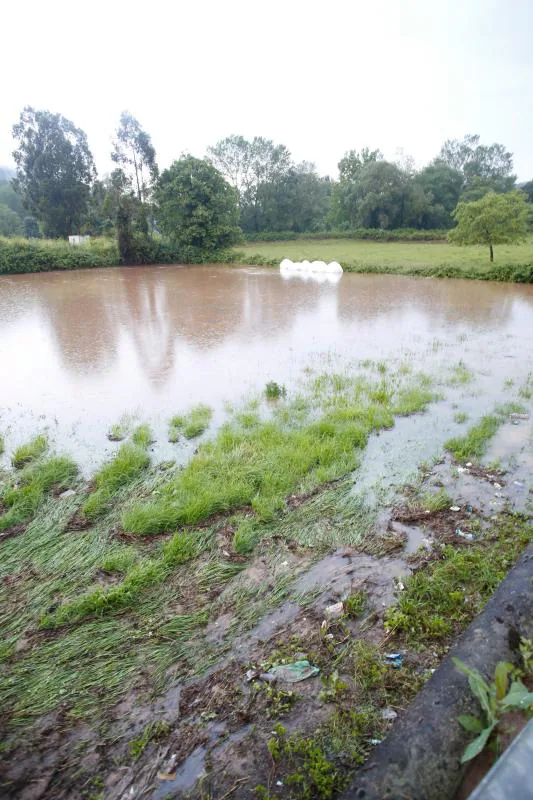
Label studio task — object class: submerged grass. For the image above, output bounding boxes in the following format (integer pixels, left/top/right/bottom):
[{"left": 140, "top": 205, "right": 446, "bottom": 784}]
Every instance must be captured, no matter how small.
[
  {"left": 126, "top": 372, "right": 437, "bottom": 536},
  {"left": 11, "top": 434, "right": 48, "bottom": 468},
  {"left": 445, "top": 415, "right": 500, "bottom": 462},
  {"left": 169, "top": 404, "right": 213, "bottom": 441}
]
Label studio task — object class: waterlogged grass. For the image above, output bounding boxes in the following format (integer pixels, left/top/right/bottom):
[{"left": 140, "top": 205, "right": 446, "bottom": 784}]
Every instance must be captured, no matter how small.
[
  {"left": 169, "top": 404, "right": 213, "bottom": 441},
  {"left": 0, "top": 433, "right": 4, "bottom": 455},
  {"left": 445, "top": 414, "right": 500, "bottom": 462},
  {"left": 131, "top": 423, "right": 154, "bottom": 448},
  {"left": 126, "top": 372, "right": 437, "bottom": 536},
  {"left": 40, "top": 529, "right": 211, "bottom": 629},
  {"left": 385, "top": 515, "right": 532, "bottom": 641},
  {"left": 11, "top": 434, "right": 48, "bottom": 468},
  {"left": 0, "top": 456, "right": 77, "bottom": 532},
  {"left": 82, "top": 443, "right": 151, "bottom": 520},
  {"left": 447, "top": 362, "right": 473, "bottom": 387}
]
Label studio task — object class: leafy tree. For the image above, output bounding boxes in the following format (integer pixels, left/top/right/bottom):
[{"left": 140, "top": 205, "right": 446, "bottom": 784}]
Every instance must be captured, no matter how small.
[
  {"left": 249, "top": 163, "right": 331, "bottom": 232},
  {"left": 111, "top": 111, "right": 158, "bottom": 204},
  {"left": 436, "top": 134, "right": 515, "bottom": 200},
  {"left": 338, "top": 148, "right": 382, "bottom": 182},
  {"left": 437, "top": 134, "right": 513, "bottom": 181},
  {"left": 12, "top": 107, "right": 96, "bottom": 238},
  {"left": 0, "top": 204, "right": 23, "bottom": 237},
  {"left": 23, "top": 216, "right": 40, "bottom": 238},
  {"left": 0, "top": 181, "right": 25, "bottom": 217},
  {"left": 521, "top": 180, "right": 533, "bottom": 203},
  {"left": 413, "top": 164, "right": 464, "bottom": 228},
  {"left": 208, "top": 135, "right": 291, "bottom": 232},
  {"left": 155, "top": 155, "right": 241, "bottom": 259},
  {"left": 449, "top": 191, "right": 528, "bottom": 262}
]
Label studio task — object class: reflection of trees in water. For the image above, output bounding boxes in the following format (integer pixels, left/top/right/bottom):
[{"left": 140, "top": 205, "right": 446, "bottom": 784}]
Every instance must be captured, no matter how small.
[
  {"left": 28, "top": 274, "right": 120, "bottom": 375},
  {"left": 5, "top": 267, "right": 532, "bottom": 387}
]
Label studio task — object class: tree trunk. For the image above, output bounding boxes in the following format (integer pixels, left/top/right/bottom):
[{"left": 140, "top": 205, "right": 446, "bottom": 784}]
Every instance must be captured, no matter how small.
[{"left": 489, "top": 243, "right": 494, "bottom": 262}]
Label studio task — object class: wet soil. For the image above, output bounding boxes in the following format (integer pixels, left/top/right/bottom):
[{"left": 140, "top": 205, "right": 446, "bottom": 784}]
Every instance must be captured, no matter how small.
[{"left": 0, "top": 412, "right": 531, "bottom": 800}]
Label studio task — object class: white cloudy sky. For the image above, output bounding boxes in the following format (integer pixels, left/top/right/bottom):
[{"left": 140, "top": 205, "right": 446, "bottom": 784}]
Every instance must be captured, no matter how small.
[{"left": 1, "top": 0, "right": 532, "bottom": 180}]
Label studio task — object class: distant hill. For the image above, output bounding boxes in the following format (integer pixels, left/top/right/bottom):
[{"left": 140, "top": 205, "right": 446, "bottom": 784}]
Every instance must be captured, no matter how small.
[{"left": 0, "top": 166, "right": 16, "bottom": 184}]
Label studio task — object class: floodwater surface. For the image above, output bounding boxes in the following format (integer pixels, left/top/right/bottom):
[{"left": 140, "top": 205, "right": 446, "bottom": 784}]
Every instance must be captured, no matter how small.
[{"left": 1, "top": 265, "right": 532, "bottom": 473}]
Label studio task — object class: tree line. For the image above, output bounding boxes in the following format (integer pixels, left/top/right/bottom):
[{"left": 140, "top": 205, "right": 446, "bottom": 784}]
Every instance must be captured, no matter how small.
[{"left": 1, "top": 106, "right": 532, "bottom": 261}]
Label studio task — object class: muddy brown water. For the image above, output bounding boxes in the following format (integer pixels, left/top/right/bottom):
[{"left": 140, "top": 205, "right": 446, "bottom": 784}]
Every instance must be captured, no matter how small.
[{"left": 1, "top": 265, "right": 533, "bottom": 475}]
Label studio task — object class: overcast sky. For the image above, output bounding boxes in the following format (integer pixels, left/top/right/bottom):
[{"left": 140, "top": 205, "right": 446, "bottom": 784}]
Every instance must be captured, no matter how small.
[{"left": 2, "top": 0, "right": 532, "bottom": 180}]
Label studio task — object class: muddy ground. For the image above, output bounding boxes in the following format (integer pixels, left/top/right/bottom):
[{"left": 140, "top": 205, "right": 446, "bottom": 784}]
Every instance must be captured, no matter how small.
[{"left": 1, "top": 413, "right": 531, "bottom": 800}]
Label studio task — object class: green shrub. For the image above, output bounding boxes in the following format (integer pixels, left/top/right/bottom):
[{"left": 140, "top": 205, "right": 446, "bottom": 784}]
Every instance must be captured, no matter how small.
[
  {"left": 0, "top": 236, "right": 118, "bottom": 274},
  {"left": 244, "top": 228, "right": 448, "bottom": 243}
]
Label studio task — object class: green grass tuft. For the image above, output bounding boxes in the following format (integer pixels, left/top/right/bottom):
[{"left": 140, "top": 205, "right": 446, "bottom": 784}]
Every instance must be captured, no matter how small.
[
  {"left": 11, "top": 435, "right": 48, "bottom": 468},
  {"left": 265, "top": 381, "right": 287, "bottom": 400},
  {"left": 0, "top": 455, "right": 77, "bottom": 532},
  {"left": 131, "top": 423, "right": 154, "bottom": 448},
  {"left": 82, "top": 443, "right": 150, "bottom": 519},
  {"left": 169, "top": 404, "right": 213, "bottom": 440},
  {"left": 444, "top": 415, "right": 500, "bottom": 462}
]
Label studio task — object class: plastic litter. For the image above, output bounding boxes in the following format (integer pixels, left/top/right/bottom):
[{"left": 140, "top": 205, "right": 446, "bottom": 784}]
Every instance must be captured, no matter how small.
[
  {"left": 59, "top": 488, "right": 76, "bottom": 499},
  {"left": 455, "top": 528, "right": 474, "bottom": 541},
  {"left": 325, "top": 601, "right": 344, "bottom": 619},
  {"left": 466, "top": 504, "right": 473, "bottom": 513},
  {"left": 368, "top": 739, "right": 382, "bottom": 745},
  {"left": 269, "top": 660, "right": 320, "bottom": 683},
  {"left": 457, "top": 467, "right": 468, "bottom": 474},
  {"left": 493, "top": 482, "right": 502, "bottom": 489},
  {"left": 466, "top": 462, "right": 473, "bottom": 467},
  {"left": 450, "top": 506, "right": 461, "bottom": 512},
  {"left": 510, "top": 412, "right": 530, "bottom": 422},
  {"left": 381, "top": 707, "right": 398, "bottom": 721},
  {"left": 384, "top": 653, "right": 403, "bottom": 668},
  {"left": 246, "top": 669, "right": 277, "bottom": 683}
]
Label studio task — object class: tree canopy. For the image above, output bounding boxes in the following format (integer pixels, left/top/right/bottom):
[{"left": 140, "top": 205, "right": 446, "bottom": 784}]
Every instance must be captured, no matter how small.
[
  {"left": 155, "top": 156, "right": 241, "bottom": 259},
  {"left": 111, "top": 112, "right": 158, "bottom": 204},
  {"left": 12, "top": 107, "right": 96, "bottom": 238},
  {"left": 448, "top": 191, "right": 528, "bottom": 261}
]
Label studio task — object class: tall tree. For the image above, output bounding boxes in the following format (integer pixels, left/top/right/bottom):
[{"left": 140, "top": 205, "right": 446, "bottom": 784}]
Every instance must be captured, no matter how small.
[
  {"left": 449, "top": 191, "right": 528, "bottom": 262},
  {"left": 338, "top": 148, "right": 382, "bottom": 183},
  {"left": 155, "top": 155, "right": 241, "bottom": 259},
  {"left": 0, "top": 204, "right": 23, "bottom": 237},
  {"left": 207, "top": 135, "right": 291, "bottom": 232},
  {"left": 413, "top": 164, "right": 464, "bottom": 228},
  {"left": 436, "top": 134, "right": 515, "bottom": 200},
  {"left": 111, "top": 112, "right": 158, "bottom": 204},
  {"left": 12, "top": 107, "right": 96, "bottom": 238}
]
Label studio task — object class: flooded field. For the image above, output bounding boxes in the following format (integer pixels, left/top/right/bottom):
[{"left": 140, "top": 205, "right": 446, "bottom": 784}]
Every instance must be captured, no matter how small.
[
  {"left": 1, "top": 265, "right": 532, "bottom": 800},
  {"left": 1, "top": 264, "right": 533, "bottom": 474}
]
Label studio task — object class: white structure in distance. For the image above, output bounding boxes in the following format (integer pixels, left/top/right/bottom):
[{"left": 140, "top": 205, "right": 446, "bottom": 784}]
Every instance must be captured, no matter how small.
[
  {"left": 68, "top": 235, "right": 91, "bottom": 246},
  {"left": 279, "top": 258, "right": 343, "bottom": 284}
]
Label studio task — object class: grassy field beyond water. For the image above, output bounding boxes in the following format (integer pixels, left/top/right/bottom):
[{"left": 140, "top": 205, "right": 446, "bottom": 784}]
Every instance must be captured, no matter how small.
[{"left": 238, "top": 237, "right": 533, "bottom": 281}]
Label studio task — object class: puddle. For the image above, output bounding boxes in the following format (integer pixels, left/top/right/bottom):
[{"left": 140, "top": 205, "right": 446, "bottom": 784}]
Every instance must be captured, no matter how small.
[{"left": 153, "top": 745, "right": 206, "bottom": 799}]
